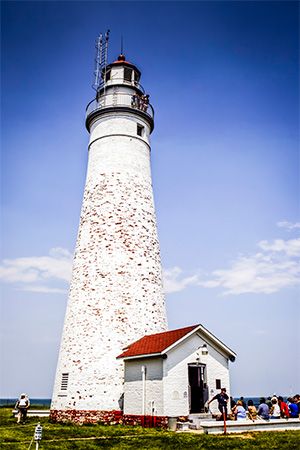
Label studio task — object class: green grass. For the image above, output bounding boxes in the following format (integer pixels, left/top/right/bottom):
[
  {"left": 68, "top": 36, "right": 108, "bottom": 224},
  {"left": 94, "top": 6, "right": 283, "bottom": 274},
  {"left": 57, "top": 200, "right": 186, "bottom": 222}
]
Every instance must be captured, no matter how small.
[{"left": 1, "top": 409, "right": 300, "bottom": 449}]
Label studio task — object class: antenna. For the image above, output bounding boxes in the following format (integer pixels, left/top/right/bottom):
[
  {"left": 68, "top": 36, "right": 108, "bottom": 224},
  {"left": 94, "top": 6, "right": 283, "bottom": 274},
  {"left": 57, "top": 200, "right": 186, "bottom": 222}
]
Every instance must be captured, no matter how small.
[
  {"left": 92, "top": 33, "right": 103, "bottom": 92},
  {"left": 103, "top": 29, "right": 110, "bottom": 95},
  {"left": 92, "top": 29, "right": 110, "bottom": 93},
  {"left": 120, "top": 35, "right": 123, "bottom": 55}
]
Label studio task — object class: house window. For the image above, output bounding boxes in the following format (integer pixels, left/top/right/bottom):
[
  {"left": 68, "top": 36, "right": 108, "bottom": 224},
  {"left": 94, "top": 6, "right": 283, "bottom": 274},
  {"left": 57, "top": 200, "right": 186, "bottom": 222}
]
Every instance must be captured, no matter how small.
[
  {"left": 61, "top": 373, "right": 69, "bottom": 391},
  {"left": 137, "top": 124, "right": 144, "bottom": 137},
  {"left": 216, "top": 379, "right": 221, "bottom": 389},
  {"left": 124, "top": 68, "right": 132, "bottom": 82}
]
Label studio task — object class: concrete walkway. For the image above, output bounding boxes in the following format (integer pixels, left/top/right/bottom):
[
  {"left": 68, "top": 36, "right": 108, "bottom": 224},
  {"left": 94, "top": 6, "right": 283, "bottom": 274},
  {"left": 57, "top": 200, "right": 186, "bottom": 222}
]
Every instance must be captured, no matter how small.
[
  {"left": 199, "top": 418, "right": 300, "bottom": 434},
  {"left": 13, "top": 409, "right": 50, "bottom": 417}
]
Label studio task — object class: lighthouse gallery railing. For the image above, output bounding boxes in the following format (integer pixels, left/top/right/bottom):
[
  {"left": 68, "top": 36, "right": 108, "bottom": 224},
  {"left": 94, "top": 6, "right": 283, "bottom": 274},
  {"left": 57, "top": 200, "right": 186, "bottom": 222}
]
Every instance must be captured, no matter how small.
[{"left": 86, "top": 93, "right": 154, "bottom": 121}]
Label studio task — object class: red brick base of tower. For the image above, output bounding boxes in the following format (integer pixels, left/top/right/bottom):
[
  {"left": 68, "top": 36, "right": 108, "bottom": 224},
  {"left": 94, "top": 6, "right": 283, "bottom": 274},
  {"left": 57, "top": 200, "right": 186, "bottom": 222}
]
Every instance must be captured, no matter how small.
[{"left": 49, "top": 410, "right": 168, "bottom": 428}]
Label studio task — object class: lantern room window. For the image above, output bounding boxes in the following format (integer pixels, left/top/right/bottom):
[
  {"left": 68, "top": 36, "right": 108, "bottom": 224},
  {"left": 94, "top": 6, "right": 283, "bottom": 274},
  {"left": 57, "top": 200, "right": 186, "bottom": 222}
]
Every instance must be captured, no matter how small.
[
  {"left": 133, "top": 71, "right": 140, "bottom": 83},
  {"left": 124, "top": 68, "right": 132, "bottom": 82}
]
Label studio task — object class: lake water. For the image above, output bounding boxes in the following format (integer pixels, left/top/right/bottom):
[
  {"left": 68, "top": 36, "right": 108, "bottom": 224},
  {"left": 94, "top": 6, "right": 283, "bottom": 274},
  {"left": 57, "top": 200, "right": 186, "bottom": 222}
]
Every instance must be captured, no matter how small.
[
  {"left": 1, "top": 396, "right": 288, "bottom": 409},
  {"left": 0, "top": 398, "right": 51, "bottom": 407}
]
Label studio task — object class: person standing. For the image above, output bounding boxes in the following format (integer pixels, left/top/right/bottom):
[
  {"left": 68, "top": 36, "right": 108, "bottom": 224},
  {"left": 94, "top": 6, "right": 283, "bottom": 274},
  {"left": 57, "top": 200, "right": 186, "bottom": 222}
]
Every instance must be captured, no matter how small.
[
  {"left": 208, "top": 388, "right": 229, "bottom": 420},
  {"left": 15, "top": 394, "right": 30, "bottom": 424},
  {"left": 140, "top": 94, "right": 149, "bottom": 112}
]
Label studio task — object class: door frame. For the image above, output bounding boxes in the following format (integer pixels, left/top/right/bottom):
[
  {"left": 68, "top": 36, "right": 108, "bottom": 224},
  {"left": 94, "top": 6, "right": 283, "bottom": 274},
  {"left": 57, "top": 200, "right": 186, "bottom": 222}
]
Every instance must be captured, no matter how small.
[{"left": 188, "top": 363, "right": 207, "bottom": 414}]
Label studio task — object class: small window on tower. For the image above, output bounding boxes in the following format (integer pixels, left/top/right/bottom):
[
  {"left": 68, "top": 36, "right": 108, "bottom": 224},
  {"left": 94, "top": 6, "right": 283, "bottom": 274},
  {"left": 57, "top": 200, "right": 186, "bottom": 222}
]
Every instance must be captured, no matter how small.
[
  {"left": 105, "top": 69, "right": 111, "bottom": 82},
  {"left": 124, "top": 68, "right": 132, "bottom": 82},
  {"left": 216, "top": 379, "right": 221, "bottom": 390},
  {"left": 137, "top": 124, "right": 144, "bottom": 137},
  {"left": 61, "top": 373, "right": 69, "bottom": 391}
]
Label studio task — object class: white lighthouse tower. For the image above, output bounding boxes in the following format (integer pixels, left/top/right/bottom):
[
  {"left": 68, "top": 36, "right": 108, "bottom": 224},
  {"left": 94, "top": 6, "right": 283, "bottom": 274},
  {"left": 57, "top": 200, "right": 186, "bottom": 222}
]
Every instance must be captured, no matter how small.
[{"left": 50, "top": 37, "right": 167, "bottom": 422}]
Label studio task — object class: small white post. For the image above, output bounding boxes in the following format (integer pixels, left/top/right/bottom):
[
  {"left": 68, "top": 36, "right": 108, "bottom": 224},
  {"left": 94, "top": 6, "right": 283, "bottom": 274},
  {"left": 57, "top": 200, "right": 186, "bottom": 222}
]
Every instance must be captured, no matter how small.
[
  {"left": 141, "top": 365, "right": 146, "bottom": 416},
  {"left": 34, "top": 423, "right": 42, "bottom": 449}
]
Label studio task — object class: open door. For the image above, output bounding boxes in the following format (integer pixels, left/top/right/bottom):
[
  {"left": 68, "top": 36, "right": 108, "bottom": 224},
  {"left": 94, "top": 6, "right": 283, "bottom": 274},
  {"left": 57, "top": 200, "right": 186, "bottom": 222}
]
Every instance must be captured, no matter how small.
[{"left": 188, "top": 364, "right": 208, "bottom": 413}]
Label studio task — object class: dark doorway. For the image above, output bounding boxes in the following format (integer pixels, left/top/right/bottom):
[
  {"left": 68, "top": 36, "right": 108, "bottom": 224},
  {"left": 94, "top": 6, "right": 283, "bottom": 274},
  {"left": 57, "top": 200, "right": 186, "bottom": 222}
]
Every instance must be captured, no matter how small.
[{"left": 188, "top": 364, "right": 208, "bottom": 413}]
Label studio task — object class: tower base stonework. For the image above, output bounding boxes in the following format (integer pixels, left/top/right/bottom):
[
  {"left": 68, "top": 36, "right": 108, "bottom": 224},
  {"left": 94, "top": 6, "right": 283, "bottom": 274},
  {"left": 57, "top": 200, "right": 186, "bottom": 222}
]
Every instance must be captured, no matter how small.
[
  {"left": 49, "top": 409, "right": 123, "bottom": 425},
  {"left": 49, "top": 410, "right": 168, "bottom": 428}
]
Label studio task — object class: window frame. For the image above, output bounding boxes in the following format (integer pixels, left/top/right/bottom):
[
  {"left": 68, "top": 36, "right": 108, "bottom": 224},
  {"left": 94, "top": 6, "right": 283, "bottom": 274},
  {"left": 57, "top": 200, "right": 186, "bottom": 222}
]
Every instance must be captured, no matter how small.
[
  {"left": 137, "top": 124, "right": 144, "bottom": 137},
  {"left": 124, "top": 67, "right": 132, "bottom": 82}
]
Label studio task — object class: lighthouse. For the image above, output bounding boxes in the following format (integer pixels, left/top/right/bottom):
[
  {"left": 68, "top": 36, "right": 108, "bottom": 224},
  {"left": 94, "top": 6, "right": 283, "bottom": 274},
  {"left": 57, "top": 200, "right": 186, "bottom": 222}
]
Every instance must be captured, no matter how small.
[{"left": 50, "top": 37, "right": 168, "bottom": 422}]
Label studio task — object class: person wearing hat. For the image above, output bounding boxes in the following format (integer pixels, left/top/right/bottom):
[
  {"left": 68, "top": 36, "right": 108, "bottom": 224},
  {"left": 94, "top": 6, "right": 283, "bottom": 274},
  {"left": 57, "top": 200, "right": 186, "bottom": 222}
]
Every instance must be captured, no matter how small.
[
  {"left": 15, "top": 394, "right": 30, "bottom": 424},
  {"left": 208, "top": 388, "right": 229, "bottom": 420}
]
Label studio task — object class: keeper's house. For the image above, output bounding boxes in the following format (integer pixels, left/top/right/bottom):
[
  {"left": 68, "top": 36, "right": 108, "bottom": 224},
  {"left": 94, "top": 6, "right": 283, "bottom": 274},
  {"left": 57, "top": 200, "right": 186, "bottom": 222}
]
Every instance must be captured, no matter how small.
[{"left": 118, "top": 324, "right": 236, "bottom": 419}]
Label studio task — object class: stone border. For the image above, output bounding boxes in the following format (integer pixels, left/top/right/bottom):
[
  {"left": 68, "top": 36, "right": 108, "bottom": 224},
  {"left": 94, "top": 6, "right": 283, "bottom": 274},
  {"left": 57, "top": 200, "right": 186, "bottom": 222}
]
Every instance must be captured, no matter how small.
[{"left": 50, "top": 410, "right": 168, "bottom": 428}]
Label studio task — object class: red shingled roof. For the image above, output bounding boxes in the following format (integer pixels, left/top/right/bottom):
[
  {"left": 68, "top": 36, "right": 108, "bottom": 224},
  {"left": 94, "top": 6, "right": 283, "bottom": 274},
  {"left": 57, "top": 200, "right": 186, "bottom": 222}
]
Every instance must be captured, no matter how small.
[{"left": 117, "top": 325, "right": 199, "bottom": 359}]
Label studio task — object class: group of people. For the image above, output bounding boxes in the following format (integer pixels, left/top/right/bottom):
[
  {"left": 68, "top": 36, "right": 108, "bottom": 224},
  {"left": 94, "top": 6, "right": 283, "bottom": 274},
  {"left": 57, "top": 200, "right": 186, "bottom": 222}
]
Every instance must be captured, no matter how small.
[
  {"left": 208, "top": 388, "right": 300, "bottom": 421},
  {"left": 131, "top": 93, "right": 149, "bottom": 112},
  {"left": 14, "top": 393, "right": 30, "bottom": 424}
]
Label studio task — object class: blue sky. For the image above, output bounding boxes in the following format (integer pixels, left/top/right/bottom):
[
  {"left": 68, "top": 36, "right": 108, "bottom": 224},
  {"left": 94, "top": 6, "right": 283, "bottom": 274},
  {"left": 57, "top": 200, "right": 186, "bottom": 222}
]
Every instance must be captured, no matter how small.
[{"left": 1, "top": 1, "right": 299, "bottom": 398}]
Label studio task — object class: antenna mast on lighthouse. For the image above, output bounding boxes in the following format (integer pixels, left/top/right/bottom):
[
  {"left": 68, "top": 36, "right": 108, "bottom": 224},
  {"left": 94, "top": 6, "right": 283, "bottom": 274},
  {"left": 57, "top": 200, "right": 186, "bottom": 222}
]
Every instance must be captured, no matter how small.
[
  {"left": 51, "top": 34, "right": 167, "bottom": 424},
  {"left": 93, "top": 29, "right": 110, "bottom": 93}
]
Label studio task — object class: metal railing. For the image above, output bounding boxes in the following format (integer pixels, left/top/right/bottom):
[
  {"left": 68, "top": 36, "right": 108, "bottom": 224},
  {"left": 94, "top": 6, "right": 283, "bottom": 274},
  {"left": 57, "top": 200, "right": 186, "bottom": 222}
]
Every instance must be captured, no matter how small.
[
  {"left": 86, "top": 93, "right": 154, "bottom": 120},
  {"left": 103, "top": 77, "right": 145, "bottom": 94}
]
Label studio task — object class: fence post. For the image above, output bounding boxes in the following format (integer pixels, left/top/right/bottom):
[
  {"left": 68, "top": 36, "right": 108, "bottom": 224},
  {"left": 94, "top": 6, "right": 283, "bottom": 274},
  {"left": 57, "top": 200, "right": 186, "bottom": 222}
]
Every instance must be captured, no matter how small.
[{"left": 223, "top": 406, "right": 227, "bottom": 435}]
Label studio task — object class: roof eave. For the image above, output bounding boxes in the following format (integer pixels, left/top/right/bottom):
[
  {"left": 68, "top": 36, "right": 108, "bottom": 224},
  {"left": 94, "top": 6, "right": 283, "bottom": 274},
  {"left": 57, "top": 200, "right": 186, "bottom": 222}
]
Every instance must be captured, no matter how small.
[
  {"left": 117, "top": 324, "right": 236, "bottom": 362},
  {"left": 196, "top": 324, "right": 237, "bottom": 360},
  {"left": 118, "top": 352, "right": 163, "bottom": 361},
  {"left": 163, "top": 324, "right": 236, "bottom": 361}
]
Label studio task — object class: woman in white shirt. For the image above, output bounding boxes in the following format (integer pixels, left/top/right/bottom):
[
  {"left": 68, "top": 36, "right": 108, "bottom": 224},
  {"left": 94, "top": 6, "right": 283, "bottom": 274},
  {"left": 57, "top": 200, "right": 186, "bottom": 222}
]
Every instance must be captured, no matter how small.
[{"left": 270, "top": 398, "right": 281, "bottom": 419}]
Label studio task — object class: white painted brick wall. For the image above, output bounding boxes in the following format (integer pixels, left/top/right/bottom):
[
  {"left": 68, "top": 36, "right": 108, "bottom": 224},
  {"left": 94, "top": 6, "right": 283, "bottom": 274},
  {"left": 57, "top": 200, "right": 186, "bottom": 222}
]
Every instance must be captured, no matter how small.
[
  {"left": 122, "top": 333, "right": 232, "bottom": 417},
  {"left": 124, "top": 358, "right": 164, "bottom": 416},
  {"left": 163, "top": 335, "right": 230, "bottom": 416},
  {"left": 51, "top": 79, "right": 167, "bottom": 412}
]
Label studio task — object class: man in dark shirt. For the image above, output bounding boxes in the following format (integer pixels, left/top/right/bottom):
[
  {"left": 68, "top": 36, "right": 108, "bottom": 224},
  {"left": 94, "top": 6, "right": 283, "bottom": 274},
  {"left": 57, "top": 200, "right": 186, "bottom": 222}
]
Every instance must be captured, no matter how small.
[{"left": 208, "top": 388, "right": 229, "bottom": 419}]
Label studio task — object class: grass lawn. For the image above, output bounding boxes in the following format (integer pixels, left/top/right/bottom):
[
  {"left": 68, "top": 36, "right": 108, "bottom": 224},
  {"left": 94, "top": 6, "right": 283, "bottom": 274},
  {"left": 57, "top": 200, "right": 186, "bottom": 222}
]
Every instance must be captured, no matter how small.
[{"left": 1, "top": 409, "right": 300, "bottom": 449}]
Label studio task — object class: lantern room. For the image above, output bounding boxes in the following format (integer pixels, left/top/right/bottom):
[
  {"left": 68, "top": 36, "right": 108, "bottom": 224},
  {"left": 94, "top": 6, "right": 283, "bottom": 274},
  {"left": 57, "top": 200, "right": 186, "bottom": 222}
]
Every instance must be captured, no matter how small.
[{"left": 103, "top": 54, "right": 142, "bottom": 91}]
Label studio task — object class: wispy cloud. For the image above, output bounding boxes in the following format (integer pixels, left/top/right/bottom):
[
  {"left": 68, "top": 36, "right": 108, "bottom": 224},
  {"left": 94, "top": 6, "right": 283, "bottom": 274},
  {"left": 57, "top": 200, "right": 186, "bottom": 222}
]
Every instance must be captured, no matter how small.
[
  {"left": 0, "top": 248, "right": 72, "bottom": 294},
  {"left": 164, "top": 222, "right": 300, "bottom": 296},
  {"left": 163, "top": 267, "right": 200, "bottom": 294},
  {"left": 198, "top": 236, "right": 300, "bottom": 295},
  {"left": 277, "top": 221, "right": 300, "bottom": 231},
  {"left": 1, "top": 222, "right": 299, "bottom": 297},
  {"left": 20, "top": 285, "right": 68, "bottom": 294}
]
